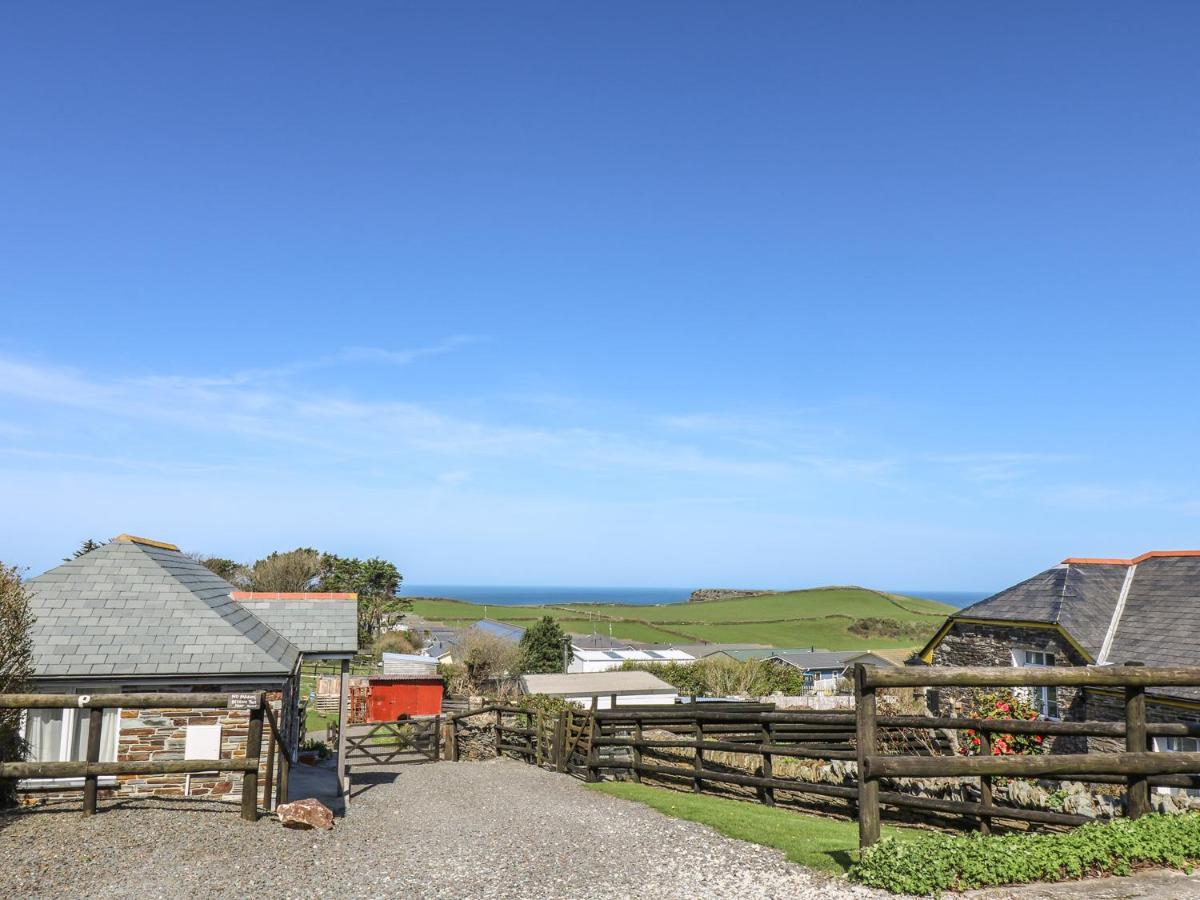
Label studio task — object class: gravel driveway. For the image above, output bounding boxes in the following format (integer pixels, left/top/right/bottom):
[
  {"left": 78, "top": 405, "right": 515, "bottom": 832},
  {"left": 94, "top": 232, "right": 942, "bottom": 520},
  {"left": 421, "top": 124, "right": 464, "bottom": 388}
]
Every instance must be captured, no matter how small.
[{"left": 2, "top": 758, "right": 884, "bottom": 899}]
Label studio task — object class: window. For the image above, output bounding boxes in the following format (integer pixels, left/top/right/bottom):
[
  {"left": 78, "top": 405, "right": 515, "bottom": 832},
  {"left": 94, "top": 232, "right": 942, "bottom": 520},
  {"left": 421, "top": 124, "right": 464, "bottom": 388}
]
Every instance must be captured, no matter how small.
[
  {"left": 1013, "top": 648, "right": 1059, "bottom": 718},
  {"left": 1153, "top": 736, "right": 1200, "bottom": 796},
  {"left": 24, "top": 708, "right": 119, "bottom": 765}
]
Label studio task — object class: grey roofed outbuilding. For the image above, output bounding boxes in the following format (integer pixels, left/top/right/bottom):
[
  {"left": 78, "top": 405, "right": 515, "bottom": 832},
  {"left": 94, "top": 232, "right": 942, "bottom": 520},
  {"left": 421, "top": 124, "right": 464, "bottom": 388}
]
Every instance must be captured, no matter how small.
[
  {"left": 233, "top": 596, "right": 358, "bottom": 656},
  {"left": 767, "top": 650, "right": 895, "bottom": 672},
  {"left": 25, "top": 537, "right": 299, "bottom": 679},
  {"left": 520, "top": 670, "right": 677, "bottom": 697}
]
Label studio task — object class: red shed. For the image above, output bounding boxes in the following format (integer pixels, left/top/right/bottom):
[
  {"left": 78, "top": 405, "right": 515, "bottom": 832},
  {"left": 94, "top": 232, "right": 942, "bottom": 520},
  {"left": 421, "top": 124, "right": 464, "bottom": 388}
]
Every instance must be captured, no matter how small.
[{"left": 366, "top": 675, "right": 444, "bottom": 721}]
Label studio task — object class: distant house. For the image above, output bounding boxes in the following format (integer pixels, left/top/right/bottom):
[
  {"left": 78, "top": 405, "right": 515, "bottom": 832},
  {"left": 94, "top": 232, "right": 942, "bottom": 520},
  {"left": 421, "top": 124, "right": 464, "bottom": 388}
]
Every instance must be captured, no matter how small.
[
  {"left": 766, "top": 650, "right": 898, "bottom": 692},
  {"left": 568, "top": 646, "right": 694, "bottom": 673},
  {"left": 419, "top": 618, "right": 525, "bottom": 665},
  {"left": 918, "top": 550, "right": 1200, "bottom": 761},
  {"left": 18, "top": 535, "right": 357, "bottom": 805},
  {"left": 571, "top": 633, "right": 635, "bottom": 651},
  {"left": 520, "top": 670, "right": 678, "bottom": 709}
]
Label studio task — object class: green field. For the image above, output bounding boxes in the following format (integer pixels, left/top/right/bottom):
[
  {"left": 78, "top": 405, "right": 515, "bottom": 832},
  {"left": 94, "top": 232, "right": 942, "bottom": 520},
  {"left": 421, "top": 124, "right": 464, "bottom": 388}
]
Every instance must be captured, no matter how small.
[{"left": 410, "top": 586, "right": 954, "bottom": 650}]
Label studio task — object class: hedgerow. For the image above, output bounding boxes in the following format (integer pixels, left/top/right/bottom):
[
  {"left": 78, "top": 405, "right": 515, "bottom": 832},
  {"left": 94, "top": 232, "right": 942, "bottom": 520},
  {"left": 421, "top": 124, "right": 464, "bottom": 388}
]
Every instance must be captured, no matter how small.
[{"left": 850, "top": 813, "right": 1200, "bottom": 895}]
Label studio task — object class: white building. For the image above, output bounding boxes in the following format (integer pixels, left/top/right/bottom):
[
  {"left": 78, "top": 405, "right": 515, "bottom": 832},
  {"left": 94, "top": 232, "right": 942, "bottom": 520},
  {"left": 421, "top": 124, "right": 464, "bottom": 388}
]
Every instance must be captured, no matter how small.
[
  {"left": 567, "top": 646, "right": 695, "bottom": 673},
  {"left": 519, "top": 670, "right": 678, "bottom": 709}
]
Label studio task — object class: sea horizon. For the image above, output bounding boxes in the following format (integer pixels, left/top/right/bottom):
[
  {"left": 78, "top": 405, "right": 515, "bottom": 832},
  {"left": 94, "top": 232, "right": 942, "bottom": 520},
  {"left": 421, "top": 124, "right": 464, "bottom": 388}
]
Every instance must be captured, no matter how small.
[{"left": 401, "top": 584, "right": 991, "bottom": 608}]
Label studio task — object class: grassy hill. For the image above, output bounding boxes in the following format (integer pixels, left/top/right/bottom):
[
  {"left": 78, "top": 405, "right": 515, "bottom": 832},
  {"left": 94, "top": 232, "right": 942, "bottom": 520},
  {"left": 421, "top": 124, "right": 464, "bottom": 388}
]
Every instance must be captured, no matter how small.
[{"left": 408, "top": 587, "right": 955, "bottom": 651}]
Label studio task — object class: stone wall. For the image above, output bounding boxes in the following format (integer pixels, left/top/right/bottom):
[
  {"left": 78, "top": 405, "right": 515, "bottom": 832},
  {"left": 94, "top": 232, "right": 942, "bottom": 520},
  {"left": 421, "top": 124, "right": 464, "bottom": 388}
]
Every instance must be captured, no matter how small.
[
  {"left": 931, "top": 623, "right": 1089, "bottom": 753},
  {"left": 19, "top": 695, "right": 282, "bottom": 808}
]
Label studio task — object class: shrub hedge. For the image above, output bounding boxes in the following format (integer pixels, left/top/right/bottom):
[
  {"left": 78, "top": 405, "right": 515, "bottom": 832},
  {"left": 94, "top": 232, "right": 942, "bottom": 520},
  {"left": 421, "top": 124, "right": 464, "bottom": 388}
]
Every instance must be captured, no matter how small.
[{"left": 850, "top": 813, "right": 1200, "bottom": 895}]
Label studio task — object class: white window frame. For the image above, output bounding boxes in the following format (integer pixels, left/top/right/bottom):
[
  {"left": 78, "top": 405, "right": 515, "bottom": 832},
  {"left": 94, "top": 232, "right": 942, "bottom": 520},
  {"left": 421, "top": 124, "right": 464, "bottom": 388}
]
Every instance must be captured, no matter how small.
[
  {"left": 18, "top": 706, "right": 121, "bottom": 789},
  {"left": 1011, "top": 647, "right": 1060, "bottom": 719}
]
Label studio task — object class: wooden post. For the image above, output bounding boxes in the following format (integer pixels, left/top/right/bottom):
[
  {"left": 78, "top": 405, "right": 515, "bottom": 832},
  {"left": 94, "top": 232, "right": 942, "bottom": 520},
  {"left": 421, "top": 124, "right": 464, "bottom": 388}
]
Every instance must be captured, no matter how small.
[
  {"left": 1126, "top": 661, "right": 1149, "bottom": 819},
  {"left": 760, "top": 721, "right": 775, "bottom": 807},
  {"left": 585, "top": 712, "right": 600, "bottom": 783},
  {"left": 241, "top": 699, "right": 264, "bottom": 822},
  {"left": 263, "top": 718, "right": 276, "bottom": 811},
  {"left": 693, "top": 721, "right": 704, "bottom": 793},
  {"left": 855, "top": 664, "right": 880, "bottom": 848},
  {"left": 432, "top": 715, "right": 442, "bottom": 762},
  {"left": 977, "top": 730, "right": 992, "bottom": 834},
  {"left": 631, "top": 717, "right": 642, "bottom": 783},
  {"left": 493, "top": 707, "right": 502, "bottom": 758},
  {"left": 535, "top": 710, "right": 544, "bottom": 767},
  {"left": 82, "top": 707, "right": 104, "bottom": 816},
  {"left": 278, "top": 748, "right": 290, "bottom": 806},
  {"left": 336, "top": 657, "right": 350, "bottom": 799},
  {"left": 554, "top": 710, "right": 567, "bottom": 773}
]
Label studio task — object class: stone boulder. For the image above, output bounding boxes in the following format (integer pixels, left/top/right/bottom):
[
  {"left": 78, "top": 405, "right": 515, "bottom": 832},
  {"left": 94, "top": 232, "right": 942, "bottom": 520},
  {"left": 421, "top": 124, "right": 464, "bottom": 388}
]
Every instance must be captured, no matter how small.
[{"left": 277, "top": 797, "right": 334, "bottom": 830}]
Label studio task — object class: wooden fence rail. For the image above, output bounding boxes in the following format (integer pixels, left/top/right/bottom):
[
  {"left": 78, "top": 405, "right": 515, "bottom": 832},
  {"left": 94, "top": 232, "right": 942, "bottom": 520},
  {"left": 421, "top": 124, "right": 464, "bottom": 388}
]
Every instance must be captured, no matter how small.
[
  {"left": 446, "top": 666, "right": 1200, "bottom": 849},
  {"left": 0, "top": 692, "right": 270, "bottom": 821}
]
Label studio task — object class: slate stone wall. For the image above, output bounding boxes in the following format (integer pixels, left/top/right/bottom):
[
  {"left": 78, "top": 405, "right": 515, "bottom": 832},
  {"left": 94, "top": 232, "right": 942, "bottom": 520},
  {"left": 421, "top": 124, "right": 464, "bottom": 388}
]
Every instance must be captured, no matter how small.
[{"left": 930, "top": 623, "right": 1089, "bottom": 753}]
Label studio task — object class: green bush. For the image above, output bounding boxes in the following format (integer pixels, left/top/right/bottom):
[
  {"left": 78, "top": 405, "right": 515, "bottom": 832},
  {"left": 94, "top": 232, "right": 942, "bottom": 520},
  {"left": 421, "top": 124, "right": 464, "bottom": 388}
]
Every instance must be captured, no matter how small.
[
  {"left": 618, "top": 657, "right": 810, "bottom": 697},
  {"left": 850, "top": 813, "right": 1200, "bottom": 895}
]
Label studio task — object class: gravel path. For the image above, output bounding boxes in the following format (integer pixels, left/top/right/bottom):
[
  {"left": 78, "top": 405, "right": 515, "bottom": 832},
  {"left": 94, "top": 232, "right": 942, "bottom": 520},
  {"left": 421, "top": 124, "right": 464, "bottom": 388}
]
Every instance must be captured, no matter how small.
[{"left": 1, "top": 759, "right": 885, "bottom": 899}]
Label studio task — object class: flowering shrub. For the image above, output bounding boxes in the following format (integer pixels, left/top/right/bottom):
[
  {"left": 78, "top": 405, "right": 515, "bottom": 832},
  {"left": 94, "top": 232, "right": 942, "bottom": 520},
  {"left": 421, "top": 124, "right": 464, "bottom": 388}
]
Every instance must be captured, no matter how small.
[{"left": 958, "top": 689, "right": 1047, "bottom": 757}]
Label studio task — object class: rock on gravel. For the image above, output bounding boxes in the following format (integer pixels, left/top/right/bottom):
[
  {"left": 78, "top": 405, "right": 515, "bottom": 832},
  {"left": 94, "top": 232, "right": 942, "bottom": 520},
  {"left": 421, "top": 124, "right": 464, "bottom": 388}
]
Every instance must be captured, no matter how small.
[{"left": 0, "top": 758, "right": 887, "bottom": 899}]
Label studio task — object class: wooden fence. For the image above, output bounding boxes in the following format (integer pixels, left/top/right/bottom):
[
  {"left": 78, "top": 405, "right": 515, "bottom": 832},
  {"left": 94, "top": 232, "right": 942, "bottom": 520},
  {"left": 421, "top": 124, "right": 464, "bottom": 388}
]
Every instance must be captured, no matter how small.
[
  {"left": 450, "top": 665, "right": 1200, "bottom": 849},
  {"left": 854, "top": 663, "right": 1200, "bottom": 848},
  {"left": 0, "top": 692, "right": 289, "bottom": 821}
]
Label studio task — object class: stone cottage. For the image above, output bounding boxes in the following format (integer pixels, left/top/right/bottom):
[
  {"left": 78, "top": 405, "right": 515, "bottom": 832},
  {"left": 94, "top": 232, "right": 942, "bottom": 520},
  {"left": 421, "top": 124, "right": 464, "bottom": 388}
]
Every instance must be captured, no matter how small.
[
  {"left": 917, "top": 549, "right": 1200, "bottom": 759},
  {"left": 17, "top": 535, "right": 358, "bottom": 805}
]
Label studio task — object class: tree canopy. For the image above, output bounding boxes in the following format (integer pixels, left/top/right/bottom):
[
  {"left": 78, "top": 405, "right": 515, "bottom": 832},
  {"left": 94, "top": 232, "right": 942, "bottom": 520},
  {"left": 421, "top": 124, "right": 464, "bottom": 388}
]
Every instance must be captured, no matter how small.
[
  {"left": 0, "top": 563, "right": 33, "bottom": 807},
  {"left": 191, "top": 546, "right": 407, "bottom": 645},
  {"left": 518, "top": 615, "right": 568, "bottom": 674},
  {"left": 65, "top": 538, "right": 106, "bottom": 561}
]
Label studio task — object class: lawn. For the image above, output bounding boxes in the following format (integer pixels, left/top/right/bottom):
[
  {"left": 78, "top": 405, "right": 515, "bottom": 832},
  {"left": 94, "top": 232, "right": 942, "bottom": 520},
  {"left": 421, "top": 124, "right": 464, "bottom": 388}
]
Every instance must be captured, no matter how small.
[
  {"left": 409, "top": 586, "right": 954, "bottom": 650},
  {"left": 586, "top": 782, "right": 921, "bottom": 874}
]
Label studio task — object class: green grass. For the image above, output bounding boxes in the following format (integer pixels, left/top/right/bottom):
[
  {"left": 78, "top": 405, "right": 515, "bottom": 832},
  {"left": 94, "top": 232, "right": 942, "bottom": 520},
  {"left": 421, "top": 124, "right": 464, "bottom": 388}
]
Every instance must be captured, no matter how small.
[
  {"left": 409, "top": 586, "right": 954, "bottom": 650},
  {"left": 586, "top": 782, "right": 921, "bottom": 874}
]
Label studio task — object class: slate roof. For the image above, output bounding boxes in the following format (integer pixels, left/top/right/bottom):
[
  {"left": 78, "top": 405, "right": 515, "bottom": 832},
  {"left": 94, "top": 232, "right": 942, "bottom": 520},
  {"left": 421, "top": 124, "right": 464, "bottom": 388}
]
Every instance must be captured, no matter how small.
[
  {"left": 471, "top": 619, "right": 526, "bottom": 642},
  {"left": 233, "top": 595, "right": 358, "bottom": 655},
  {"left": 934, "top": 551, "right": 1200, "bottom": 700},
  {"left": 26, "top": 538, "right": 299, "bottom": 680},
  {"left": 953, "top": 562, "right": 1128, "bottom": 659}
]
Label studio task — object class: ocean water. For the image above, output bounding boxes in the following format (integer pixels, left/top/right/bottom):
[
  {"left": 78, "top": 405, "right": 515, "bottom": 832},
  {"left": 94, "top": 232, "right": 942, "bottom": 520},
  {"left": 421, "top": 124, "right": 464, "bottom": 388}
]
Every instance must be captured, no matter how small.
[{"left": 402, "top": 584, "right": 990, "bottom": 608}]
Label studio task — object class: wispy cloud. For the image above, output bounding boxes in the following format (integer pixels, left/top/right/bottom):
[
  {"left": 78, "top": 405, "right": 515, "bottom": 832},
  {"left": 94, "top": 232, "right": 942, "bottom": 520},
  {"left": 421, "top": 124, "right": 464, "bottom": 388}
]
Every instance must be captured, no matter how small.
[{"left": 929, "top": 451, "right": 1079, "bottom": 483}]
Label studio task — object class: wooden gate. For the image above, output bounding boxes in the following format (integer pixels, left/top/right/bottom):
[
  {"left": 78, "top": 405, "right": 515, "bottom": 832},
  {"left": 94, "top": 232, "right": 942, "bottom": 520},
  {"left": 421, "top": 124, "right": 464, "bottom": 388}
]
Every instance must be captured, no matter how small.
[{"left": 339, "top": 716, "right": 441, "bottom": 767}]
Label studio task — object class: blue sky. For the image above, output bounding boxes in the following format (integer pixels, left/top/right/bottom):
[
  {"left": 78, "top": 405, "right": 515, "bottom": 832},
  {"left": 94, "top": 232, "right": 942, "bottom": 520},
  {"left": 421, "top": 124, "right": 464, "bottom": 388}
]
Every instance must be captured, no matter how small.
[{"left": 2, "top": 4, "right": 1199, "bottom": 589}]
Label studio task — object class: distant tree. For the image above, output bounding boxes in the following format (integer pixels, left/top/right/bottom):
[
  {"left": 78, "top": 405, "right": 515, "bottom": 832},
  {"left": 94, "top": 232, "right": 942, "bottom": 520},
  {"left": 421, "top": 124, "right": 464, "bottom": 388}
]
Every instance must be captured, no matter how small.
[
  {"left": 459, "top": 630, "right": 521, "bottom": 691},
  {"left": 0, "top": 563, "right": 34, "bottom": 807},
  {"left": 248, "top": 548, "right": 322, "bottom": 592},
  {"left": 65, "top": 538, "right": 106, "bottom": 561},
  {"left": 319, "top": 554, "right": 408, "bottom": 644},
  {"left": 519, "top": 616, "right": 568, "bottom": 674},
  {"left": 193, "top": 555, "right": 250, "bottom": 587}
]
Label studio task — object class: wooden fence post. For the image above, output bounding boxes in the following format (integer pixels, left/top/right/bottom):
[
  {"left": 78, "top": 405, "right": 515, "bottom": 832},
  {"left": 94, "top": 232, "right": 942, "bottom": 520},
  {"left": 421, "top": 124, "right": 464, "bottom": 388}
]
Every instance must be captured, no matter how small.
[
  {"left": 278, "top": 747, "right": 290, "bottom": 807},
  {"left": 760, "top": 721, "right": 775, "bottom": 807},
  {"left": 82, "top": 707, "right": 104, "bottom": 816},
  {"left": 241, "top": 699, "right": 265, "bottom": 822},
  {"left": 555, "top": 711, "right": 567, "bottom": 773},
  {"left": 977, "top": 730, "right": 992, "bottom": 834},
  {"left": 693, "top": 720, "right": 704, "bottom": 793},
  {"left": 493, "top": 707, "right": 502, "bottom": 758},
  {"left": 855, "top": 664, "right": 880, "bottom": 848},
  {"left": 631, "top": 717, "right": 642, "bottom": 783},
  {"left": 585, "top": 715, "right": 600, "bottom": 783},
  {"left": 1125, "top": 661, "right": 1149, "bottom": 819},
  {"left": 263, "top": 717, "right": 276, "bottom": 811}
]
